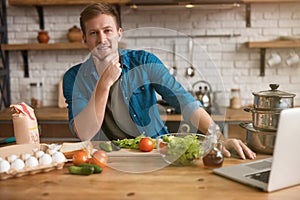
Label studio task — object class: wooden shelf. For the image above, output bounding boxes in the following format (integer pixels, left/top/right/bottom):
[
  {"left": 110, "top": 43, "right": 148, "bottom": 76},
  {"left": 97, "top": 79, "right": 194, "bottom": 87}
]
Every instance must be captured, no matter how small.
[
  {"left": 0, "top": 42, "right": 126, "bottom": 78},
  {"left": 248, "top": 40, "right": 300, "bottom": 76},
  {"left": 1, "top": 42, "right": 88, "bottom": 51},
  {"left": 1, "top": 42, "right": 126, "bottom": 51},
  {"left": 242, "top": 0, "right": 300, "bottom": 3},
  {"left": 1, "top": 43, "right": 89, "bottom": 78},
  {"left": 8, "top": 0, "right": 129, "bottom": 6},
  {"left": 248, "top": 40, "right": 300, "bottom": 48}
]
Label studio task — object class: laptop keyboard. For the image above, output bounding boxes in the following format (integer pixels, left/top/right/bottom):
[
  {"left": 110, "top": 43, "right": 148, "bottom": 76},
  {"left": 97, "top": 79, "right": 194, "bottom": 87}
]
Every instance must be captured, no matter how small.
[{"left": 246, "top": 170, "right": 271, "bottom": 183}]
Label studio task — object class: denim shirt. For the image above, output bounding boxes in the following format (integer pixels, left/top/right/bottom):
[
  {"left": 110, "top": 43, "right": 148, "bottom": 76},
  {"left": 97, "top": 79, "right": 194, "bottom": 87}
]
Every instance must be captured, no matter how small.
[{"left": 63, "top": 48, "right": 201, "bottom": 139}]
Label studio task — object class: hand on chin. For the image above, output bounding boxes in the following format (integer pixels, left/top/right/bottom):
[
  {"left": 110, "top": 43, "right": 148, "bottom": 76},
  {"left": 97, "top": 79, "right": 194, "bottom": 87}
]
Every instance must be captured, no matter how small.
[{"left": 92, "top": 50, "right": 119, "bottom": 76}]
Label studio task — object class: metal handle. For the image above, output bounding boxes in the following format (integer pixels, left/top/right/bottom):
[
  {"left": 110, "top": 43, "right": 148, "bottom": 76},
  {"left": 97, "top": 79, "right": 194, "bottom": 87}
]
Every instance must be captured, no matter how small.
[
  {"left": 243, "top": 107, "right": 253, "bottom": 113},
  {"left": 269, "top": 84, "right": 279, "bottom": 91}
]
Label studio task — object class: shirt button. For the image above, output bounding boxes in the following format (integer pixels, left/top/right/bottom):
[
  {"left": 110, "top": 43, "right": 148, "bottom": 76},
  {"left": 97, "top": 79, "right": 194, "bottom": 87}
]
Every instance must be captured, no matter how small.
[
  {"left": 125, "top": 96, "right": 128, "bottom": 100},
  {"left": 133, "top": 114, "right": 136, "bottom": 117}
]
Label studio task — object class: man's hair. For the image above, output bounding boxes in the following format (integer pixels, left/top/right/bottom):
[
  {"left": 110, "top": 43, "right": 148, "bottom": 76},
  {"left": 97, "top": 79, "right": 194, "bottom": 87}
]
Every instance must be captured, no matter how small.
[{"left": 80, "top": 3, "right": 121, "bottom": 36}]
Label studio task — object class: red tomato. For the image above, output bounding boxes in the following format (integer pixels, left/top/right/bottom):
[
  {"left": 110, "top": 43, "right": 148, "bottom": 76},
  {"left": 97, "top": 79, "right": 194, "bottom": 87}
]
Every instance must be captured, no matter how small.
[
  {"left": 72, "top": 150, "right": 90, "bottom": 166},
  {"left": 90, "top": 150, "right": 108, "bottom": 169},
  {"left": 139, "top": 137, "right": 154, "bottom": 152}
]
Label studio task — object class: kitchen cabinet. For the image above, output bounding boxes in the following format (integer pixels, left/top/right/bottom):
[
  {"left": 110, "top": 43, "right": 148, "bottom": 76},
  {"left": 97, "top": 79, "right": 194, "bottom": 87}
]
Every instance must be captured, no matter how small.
[{"left": 248, "top": 40, "right": 300, "bottom": 76}]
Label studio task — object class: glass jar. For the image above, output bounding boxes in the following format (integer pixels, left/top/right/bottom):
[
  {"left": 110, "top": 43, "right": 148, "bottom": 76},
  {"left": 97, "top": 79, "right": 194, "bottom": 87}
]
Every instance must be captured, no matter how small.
[
  {"left": 230, "top": 88, "right": 242, "bottom": 109},
  {"left": 30, "top": 82, "right": 43, "bottom": 108},
  {"left": 202, "top": 122, "right": 224, "bottom": 168}
]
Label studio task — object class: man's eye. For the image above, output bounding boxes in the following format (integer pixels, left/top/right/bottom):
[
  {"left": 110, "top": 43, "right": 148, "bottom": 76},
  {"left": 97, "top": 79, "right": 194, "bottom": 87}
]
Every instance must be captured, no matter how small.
[
  {"left": 104, "top": 29, "right": 112, "bottom": 33},
  {"left": 89, "top": 31, "right": 96, "bottom": 35}
]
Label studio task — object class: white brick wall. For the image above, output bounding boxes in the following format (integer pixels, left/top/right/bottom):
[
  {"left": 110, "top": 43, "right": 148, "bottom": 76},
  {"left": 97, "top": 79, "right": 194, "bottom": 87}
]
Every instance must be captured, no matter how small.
[{"left": 5, "top": 2, "right": 300, "bottom": 107}]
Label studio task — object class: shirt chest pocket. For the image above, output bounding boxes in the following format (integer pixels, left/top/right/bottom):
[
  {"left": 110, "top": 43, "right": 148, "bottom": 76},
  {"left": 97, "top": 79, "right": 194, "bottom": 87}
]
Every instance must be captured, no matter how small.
[{"left": 130, "top": 85, "right": 153, "bottom": 110}]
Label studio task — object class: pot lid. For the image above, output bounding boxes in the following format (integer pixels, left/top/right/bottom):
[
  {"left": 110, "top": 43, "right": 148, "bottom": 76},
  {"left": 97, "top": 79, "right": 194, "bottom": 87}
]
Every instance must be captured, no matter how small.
[{"left": 252, "top": 84, "right": 296, "bottom": 98}]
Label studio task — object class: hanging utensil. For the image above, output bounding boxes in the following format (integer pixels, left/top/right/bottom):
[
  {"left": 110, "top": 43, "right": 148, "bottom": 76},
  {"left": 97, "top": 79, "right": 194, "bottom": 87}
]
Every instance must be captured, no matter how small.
[
  {"left": 185, "top": 38, "right": 195, "bottom": 77},
  {"left": 169, "top": 41, "right": 177, "bottom": 76}
]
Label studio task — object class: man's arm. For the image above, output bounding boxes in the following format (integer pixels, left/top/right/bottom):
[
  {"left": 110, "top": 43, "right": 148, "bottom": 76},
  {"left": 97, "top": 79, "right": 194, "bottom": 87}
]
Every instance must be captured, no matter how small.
[
  {"left": 189, "top": 107, "right": 256, "bottom": 160},
  {"left": 73, "top": 55, "right": 121, "bottom": 141}
]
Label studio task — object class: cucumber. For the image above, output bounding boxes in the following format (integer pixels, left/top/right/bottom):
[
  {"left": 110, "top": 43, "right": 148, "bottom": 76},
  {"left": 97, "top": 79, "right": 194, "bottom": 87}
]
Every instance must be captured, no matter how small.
[
  {"left": 68, "top": 165, "right": 94, "bottom": 175},
  {"left": 111, "top": 143, "right": 121, "bottom": 151},
  {"left": 111, "top": 140, "right": 121, "bottom": 151},
  {"left": 78, "top": 163, "right": 102, "bottom": 174},
  {"left": 99, "top": 141, "right": 113, "bottom": 152}
]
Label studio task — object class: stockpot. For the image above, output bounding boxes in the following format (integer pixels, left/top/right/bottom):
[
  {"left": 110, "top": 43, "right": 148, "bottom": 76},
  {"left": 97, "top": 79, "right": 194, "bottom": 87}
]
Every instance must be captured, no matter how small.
[
  {"left": 240, "top": 123, "right": 276, "bottom": 155},
  {"left": 244, "top": 108, "right": 281, "bottom": 132},
  {"left": 252, "top": 84, "right": 295, "bottom": 110},
  {"left": 244, "top": 84, "right": 296, "bottom": 132}
]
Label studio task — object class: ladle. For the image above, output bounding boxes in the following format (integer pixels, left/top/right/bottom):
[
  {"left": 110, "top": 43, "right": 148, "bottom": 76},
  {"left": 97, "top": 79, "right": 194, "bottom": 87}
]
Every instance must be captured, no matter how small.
[
  {"left": 169, "top": 41, "right": 177, "bottom": 76},
  {"left": 185, "top": 38, "right": 195, "bottom": 77}
]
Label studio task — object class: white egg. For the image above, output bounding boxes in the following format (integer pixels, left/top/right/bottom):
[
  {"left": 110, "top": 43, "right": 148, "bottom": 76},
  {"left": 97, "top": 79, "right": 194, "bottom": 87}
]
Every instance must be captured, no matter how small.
[
  {"left": 25, "top": 156, "right": 39, "bottom": 168},
  {"left": 34, "top": 150, "right": 45, "bottom": 158},
  {"left": 21, "top": 153, "right": 32, "bottom": 161},
  {"left": 7, "top": 154, "right": 18, "bottom": 163},
  {"left": 48, "top": 143, "right": 62, "bottom": 151},
  {"left": 0, "top": 160, "right": 11, "bottom": 172},
  {"left": 46, "top": 149, "right": 57, "bottom": 155},
  {"left": 39, "top": 153, "right": 52, "bottom": 165},
  {"left": 52, "top": 152, "right": 66, "bottom": 163},
  {"left": 11, "top": 159, "right": 25, "bottom": 171}
]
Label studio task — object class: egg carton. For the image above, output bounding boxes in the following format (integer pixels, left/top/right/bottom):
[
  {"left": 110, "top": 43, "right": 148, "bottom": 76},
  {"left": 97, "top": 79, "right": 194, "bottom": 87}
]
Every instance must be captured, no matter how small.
[{"left": 0, "top": 143, "right": 66, "bottom": 180}]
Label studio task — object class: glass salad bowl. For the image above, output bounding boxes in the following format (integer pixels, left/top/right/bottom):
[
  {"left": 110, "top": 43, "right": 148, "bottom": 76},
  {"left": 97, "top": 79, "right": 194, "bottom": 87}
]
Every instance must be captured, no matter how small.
[{"left": 156, "top": 133, "right": 214, "bottom": 166}]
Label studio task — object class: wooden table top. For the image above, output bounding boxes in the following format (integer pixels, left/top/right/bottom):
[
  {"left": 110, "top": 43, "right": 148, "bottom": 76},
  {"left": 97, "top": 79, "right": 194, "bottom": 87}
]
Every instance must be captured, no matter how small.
[
  {"left": 0, "top": 106, "right": 252, "bottom": 122},
  {"left": 0, "top": 154, "right": 299, "bottom": 200}
]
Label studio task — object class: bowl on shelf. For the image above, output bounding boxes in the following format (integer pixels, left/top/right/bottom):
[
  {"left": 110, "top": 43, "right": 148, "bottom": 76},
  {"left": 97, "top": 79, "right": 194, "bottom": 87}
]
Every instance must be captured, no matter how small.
[{"left": 156, "top": 133, "right": 213, "bottom": 166}]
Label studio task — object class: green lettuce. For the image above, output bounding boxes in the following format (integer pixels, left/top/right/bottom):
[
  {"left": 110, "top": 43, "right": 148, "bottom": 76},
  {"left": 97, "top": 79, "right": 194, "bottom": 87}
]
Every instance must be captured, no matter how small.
[{"left": 164, "top": 134, "right": 202, "bottom": 165}]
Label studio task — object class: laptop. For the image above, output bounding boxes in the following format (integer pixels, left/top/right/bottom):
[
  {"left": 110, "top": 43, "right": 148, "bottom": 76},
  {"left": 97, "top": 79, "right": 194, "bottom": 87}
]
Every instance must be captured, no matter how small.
[{"left": 213, "top": 107, "right": 300, "bottom": 192}]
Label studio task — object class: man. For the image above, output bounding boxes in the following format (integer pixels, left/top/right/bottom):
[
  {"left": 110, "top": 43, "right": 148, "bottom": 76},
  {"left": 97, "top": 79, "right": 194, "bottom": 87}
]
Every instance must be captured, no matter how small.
[{"left": 63, "top": 3, "right": 256, "bottom": 160}]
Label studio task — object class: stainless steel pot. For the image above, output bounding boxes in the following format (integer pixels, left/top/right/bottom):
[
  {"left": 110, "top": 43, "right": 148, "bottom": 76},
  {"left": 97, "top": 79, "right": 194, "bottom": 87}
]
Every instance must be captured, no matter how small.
[
  {"left": 253, "top": 84, "right": 295, "bottom": 110},
  {"left": 240, "top": 123, "right": 276, "bottom": 154},
  {"left": 246, "top": 84, "right": 296, "bottom": 132},
  {"left": 244, "top": 108, "right": 281, "bottom": 132}
]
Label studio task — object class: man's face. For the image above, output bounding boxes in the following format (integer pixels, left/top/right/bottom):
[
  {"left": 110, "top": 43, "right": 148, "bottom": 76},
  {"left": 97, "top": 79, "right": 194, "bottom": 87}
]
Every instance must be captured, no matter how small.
[{"left": 83, "top": 14, "right": 122, "bottom": 61}]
